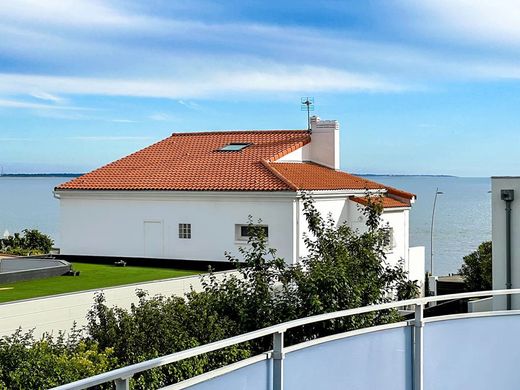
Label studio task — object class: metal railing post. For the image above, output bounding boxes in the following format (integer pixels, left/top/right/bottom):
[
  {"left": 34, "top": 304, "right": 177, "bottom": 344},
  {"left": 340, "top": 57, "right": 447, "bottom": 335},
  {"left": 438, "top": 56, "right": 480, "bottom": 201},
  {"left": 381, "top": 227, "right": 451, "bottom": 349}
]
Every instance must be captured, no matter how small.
[
  {"left": 413, "top": 303, "right": 424, "bottom": 390},
  {"left": 273, "top": 331, "right": 285, "bottom": 390},
  {"left": 115, "top": 377, "right": 130, "bottom": 390}
]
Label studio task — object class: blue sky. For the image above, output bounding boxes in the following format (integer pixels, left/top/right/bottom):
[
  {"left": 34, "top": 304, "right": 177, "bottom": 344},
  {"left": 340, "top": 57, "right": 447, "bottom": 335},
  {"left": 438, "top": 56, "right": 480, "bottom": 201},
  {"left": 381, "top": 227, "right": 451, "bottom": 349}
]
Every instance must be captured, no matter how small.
[{"left": 1, "top": 0, "right": 519, "bottom": 176}]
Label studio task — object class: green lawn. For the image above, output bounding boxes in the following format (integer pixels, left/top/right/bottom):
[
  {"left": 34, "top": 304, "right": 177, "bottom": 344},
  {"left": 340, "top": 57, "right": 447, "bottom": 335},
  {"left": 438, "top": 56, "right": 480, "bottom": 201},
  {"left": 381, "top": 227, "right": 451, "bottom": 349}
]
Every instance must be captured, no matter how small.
[{"left": 0, "top": 263, "right": 201, "bottom": 303}]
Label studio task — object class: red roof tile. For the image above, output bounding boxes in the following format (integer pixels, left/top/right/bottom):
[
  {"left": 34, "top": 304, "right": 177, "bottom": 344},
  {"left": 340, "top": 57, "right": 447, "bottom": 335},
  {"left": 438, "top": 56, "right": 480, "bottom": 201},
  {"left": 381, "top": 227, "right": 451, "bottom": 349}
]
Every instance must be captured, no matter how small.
[
  {"left": 350, "top": 196, "right": 410, "bottom": 209},
  {"left": 56, "top": 130, "right": 415, "bottom": 198},
  {"left": 268, "top": 162, "right": 388, "bottom": 191},
  {"left": 57, "top": 130, "right": 311, "bottom": 191}
]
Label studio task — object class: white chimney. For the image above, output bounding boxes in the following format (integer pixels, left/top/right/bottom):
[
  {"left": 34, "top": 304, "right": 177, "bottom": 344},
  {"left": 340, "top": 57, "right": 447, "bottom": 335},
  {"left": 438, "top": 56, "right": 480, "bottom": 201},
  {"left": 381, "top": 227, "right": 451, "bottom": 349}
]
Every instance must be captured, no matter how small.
[{"left": 309, "top": 116, "right": 340, "bottom": 170}]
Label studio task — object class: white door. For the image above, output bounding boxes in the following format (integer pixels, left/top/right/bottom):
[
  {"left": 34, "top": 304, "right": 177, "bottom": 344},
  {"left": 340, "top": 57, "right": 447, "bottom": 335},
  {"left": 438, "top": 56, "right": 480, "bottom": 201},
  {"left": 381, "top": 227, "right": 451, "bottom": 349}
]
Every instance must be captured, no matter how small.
[{"left": 144, "top": 221, "right": 164, "bottom": 258}]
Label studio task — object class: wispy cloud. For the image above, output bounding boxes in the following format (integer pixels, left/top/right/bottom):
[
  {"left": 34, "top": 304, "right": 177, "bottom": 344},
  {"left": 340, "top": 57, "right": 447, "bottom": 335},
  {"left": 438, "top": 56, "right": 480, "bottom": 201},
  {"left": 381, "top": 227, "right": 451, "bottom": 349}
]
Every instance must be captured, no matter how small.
[
  {"left": 0, "top": 98, "right": 89, "bottom": 110},
  {"left": 29, "top": 91, "right": 64, "bottom": 103},
  {"left": 178, "top": 100, "right": 201, "bottom": 110},
  {"left": 0, "top": 137, "right": 33, "bottom": 142},
  {"left": 0, "top": 0, "right": 149, "bottom": 29},
  {"left": 398, "top": 0, "right": 520, "bottom": 47},
  {"left": 0, "top": 67, "right": 405, "bottom": 100},
  {"left": 149, "top": 113, "right": 172, "bottom": 121},
  {"left": 68, "top": 136, "right": 153, "bottom": 141},
  {"left": 2, "top": 0, "right": 517, "bottom": 101},
  {"left": 111, "top": 119, "right": 137, "bottom": 123}
]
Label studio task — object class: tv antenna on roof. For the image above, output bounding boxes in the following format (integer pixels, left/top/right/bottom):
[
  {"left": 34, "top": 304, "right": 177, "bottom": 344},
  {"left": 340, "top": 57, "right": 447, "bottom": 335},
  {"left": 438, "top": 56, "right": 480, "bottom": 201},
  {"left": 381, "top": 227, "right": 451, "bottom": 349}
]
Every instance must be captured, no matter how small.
[{"left": 301, "top": 97, "right": 314, "bottom": 131}]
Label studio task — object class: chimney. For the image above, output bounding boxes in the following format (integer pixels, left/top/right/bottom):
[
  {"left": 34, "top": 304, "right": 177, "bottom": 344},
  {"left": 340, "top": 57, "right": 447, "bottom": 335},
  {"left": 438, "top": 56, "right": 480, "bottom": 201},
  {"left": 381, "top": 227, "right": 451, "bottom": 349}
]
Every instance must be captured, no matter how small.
[{"left": 310, "top": 116, "right": 340, "bottom": 170}]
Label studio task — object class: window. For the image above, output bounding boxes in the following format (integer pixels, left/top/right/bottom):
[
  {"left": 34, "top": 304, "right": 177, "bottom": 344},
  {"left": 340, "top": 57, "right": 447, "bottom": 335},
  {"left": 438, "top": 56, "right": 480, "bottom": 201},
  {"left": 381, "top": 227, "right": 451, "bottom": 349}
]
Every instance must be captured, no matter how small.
[
  {"left": 236, "top": 224, "right": 268, "bottom": 241},
  {"left": 178, "top": 223, "right": 191, "bottom": 239},
  {"left": 382, "top": 227, "right": 395, "bottom": 251},
  {"left": 218, "top": 143, "right": 251, "bottom": 152}
]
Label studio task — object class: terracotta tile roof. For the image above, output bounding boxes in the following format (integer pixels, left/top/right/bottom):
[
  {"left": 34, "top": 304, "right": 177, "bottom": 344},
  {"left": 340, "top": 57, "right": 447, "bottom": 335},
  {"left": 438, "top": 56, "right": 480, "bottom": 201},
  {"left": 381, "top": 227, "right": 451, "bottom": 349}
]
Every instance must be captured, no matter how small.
[
  {"left": 268, "top": 162, "right": 389, "bottom": 191},
  {"left": 57, "top": 130, "right": 311, "bottom": 191},
  {"left": 350, "top": 196, "right": 410, "bottom": 209},
  {"left": 56, "top": 130, "right": 416, "bottom": 198}
]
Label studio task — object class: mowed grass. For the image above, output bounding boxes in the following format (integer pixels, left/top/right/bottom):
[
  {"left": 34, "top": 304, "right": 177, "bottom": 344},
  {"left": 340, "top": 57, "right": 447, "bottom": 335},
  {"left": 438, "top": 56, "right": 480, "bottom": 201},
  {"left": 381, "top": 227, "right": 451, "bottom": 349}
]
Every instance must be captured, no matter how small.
[{"left": 0, "top": 263, "right": 202, "bottom": 303}]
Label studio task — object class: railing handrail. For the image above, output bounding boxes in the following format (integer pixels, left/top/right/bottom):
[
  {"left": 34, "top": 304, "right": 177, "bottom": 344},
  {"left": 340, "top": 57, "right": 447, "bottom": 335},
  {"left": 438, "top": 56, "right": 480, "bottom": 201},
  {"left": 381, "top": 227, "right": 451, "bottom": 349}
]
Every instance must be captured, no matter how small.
[{"left": 51, "top": 288, "right": 520, "bottom": 390}]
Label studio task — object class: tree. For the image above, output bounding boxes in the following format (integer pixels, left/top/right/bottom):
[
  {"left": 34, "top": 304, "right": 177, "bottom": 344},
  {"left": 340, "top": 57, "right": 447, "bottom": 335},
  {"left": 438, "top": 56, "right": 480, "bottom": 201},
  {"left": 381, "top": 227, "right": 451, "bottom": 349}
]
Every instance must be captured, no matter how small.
[
  {"left": 459, "top": 241, "right": 492, "bottom": 292},
  {"left": 0, "top": 229, "right": 53, "bottom": 255},
  {"left": 21, "top": 229, "right": 54, "bottom": 253}
]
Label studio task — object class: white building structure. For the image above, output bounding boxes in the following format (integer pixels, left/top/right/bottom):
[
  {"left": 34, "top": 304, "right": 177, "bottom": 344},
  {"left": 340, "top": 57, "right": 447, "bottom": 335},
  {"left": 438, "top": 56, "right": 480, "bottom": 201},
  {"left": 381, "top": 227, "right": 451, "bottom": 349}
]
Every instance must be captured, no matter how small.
[
  {"left": 55, "top": 117, "right": 424, "bottom": 281},
  {"left": 492, "top": 177, "right": 520, "bottom": 309}
]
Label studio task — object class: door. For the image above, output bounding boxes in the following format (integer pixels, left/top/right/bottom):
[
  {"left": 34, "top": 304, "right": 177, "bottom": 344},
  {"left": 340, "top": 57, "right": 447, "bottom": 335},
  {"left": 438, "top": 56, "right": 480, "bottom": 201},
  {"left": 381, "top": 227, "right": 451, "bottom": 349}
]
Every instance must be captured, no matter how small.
[{"left": 144, "top": 221, "right": 164, "bottom": 258}]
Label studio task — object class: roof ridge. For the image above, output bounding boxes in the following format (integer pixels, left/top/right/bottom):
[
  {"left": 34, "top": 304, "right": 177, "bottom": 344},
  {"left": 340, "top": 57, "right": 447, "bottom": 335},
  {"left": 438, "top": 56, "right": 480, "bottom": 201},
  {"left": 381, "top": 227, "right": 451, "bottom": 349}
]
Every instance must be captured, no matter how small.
[
  {"left": 171, "top": 129, "right": 309, "bottom": 136},
  {"left": 261, "top": 160, "right": 299, "bottom": 191}
]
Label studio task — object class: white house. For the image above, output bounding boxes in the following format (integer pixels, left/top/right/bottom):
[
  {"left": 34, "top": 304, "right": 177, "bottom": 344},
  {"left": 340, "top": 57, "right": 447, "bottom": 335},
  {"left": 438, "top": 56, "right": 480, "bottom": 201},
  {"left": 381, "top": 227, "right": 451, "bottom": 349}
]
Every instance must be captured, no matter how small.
[{"left": 55, "top": 116, "right": 424, "bottom": 281}]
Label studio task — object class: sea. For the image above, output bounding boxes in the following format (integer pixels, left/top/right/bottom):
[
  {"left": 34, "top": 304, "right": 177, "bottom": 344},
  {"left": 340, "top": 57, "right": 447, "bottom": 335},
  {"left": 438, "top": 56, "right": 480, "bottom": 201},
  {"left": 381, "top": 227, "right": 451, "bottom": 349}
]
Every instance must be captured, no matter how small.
[{"left": 0, "top": 175, "right": 491, "bottom": 276}]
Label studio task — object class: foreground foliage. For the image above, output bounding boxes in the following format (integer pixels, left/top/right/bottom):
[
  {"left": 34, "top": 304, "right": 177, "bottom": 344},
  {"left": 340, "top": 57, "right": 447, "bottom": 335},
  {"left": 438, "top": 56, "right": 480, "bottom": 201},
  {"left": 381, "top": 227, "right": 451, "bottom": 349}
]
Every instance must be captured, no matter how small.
[
  {"left": 459, "top": 241, "right": 492, "bottom": 291},
  {"left": 0, "top": 329, "right": 115, "bottom": 390},
  {"left": 1, "top": 196, "right": 418, "bottom": 389},
  {"left": 0, "top": 229, "right": 53, "bottom": 256}
]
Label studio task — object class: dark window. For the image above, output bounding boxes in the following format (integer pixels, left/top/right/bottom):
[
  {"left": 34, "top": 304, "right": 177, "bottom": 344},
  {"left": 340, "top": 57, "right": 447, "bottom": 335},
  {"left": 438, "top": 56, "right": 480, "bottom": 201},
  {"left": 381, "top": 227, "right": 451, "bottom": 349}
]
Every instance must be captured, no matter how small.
[
  {"left": 178, "top": 223, "right": 191, "bottom": 239},
  {"left": 240, "top": 225, "right": 268, "bottom": 238}
]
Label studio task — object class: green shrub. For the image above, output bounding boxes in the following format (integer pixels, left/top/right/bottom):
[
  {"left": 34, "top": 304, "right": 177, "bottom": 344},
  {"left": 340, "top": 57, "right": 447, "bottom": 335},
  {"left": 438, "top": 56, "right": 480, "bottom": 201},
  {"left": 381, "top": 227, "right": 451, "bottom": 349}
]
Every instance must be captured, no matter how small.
[
  {"left": 459, "top": 241, "right": 492, "bottom": 292},
  {"left": 0, "top": 328, "right": 116, "bottom": 389},
  {"left": 0, "top": 229, "right": 53, "bottom": 255}
]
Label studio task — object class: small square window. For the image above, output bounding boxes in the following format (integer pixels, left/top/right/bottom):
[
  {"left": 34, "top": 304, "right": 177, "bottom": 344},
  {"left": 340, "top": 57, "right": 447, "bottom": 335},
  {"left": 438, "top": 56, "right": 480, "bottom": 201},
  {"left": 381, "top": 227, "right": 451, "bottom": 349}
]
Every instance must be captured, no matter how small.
[
  {"left": 218, "top": 143, "right": 251, "bottom": 151},
  {"left": 179, "top": 223, "right": 191, "bottom": 239}
]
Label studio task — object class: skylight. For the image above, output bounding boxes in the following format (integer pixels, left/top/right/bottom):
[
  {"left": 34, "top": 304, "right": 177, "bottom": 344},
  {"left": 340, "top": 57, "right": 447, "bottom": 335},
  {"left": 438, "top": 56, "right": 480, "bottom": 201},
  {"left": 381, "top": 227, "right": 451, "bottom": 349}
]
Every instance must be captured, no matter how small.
[{"left": 218, "top": 143, "right": 251, "bottom": 151}]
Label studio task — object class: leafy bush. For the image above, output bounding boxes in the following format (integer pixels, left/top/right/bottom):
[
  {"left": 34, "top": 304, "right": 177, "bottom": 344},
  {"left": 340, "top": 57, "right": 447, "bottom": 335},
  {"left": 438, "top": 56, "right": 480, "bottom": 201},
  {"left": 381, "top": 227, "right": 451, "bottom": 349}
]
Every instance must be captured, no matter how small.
[
  {"left": 0, "top": 229, "right": 54, "bottom": 255},
  {"left": 0, "top": 328, "right": 116, "bottom": 390},
  {"left": 86, "top": 291, "right": 251, "bottom": 388},
  {"left": 459, "top": 241, "right": 492, "bottom": 292}
]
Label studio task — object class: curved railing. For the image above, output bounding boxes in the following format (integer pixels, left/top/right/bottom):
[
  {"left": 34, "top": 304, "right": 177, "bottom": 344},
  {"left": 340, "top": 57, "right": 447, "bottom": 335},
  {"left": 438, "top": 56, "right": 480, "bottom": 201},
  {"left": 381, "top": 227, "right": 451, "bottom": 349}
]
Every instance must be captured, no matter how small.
[{"left": 51, "top": 289, "right": 520, "bottom": 390}]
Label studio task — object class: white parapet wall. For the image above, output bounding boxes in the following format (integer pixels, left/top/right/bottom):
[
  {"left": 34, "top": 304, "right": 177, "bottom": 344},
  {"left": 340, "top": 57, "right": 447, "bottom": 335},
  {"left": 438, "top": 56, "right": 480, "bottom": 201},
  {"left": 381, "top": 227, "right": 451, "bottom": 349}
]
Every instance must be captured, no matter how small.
[
  {"left": 409, "top": 246, "right": 425, "bottom": 295},
  {"left": 468, "top": 297, "right": 493, "bottom": 313},
  {"left": 0, "top": 270, "right": 236, "bottom": 339}
]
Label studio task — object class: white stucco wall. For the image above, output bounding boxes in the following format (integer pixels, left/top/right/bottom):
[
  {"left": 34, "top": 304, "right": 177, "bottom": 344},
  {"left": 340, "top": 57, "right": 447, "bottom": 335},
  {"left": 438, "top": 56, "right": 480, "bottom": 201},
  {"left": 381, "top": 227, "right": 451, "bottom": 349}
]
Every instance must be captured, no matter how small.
[
  {"left": 309, "top": 117, "right": 340, "bottom": 170},
  {"left": 277, "top": 144, "right": 310, "bottom": 162},
  {"left": 492, "top": 177, "right": 520, "bottom": 310},
  {"left": 59, "top": 191, "right": 298, "bottom": 264},
  {"left": 0, "top": 271, "right": 235, "bottom": 338},
  {"left": 295, "top": 195, "right": 353, "bottom": 260},
  {"left": 58, "top": 189, "right": 419, "bottom": 285},
  {"left": 348, "top": 202, "right": 410, "bottom": 268}
]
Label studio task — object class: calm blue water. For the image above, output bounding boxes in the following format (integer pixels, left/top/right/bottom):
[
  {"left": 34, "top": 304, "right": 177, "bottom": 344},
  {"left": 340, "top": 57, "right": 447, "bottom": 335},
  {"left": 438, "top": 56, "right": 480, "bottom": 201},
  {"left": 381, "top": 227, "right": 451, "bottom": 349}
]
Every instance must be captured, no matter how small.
[
  {"left": 0, "top": 177, "right": 63, "bottom": 246},
  {"left": 0, "top": 176, "right": 491, "bottom": 275},
  {"left": 365, "top": 176, "right": 491, "bottom": 276}
]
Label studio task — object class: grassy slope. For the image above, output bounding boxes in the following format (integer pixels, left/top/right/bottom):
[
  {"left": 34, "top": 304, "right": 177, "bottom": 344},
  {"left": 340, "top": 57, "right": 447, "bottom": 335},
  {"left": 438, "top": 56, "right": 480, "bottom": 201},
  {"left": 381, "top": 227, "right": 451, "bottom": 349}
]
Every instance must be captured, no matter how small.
[{"left": 0, "top": 263, "right": 201, "bottom": 303}]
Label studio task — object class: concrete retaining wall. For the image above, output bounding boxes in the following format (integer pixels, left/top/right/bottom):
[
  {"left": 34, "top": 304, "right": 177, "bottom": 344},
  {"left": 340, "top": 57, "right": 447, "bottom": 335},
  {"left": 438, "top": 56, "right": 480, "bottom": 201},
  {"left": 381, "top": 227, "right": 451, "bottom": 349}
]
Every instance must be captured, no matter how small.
[
  {"left": 0, "top": 259, "right": 71, "bottom": 284},
  {"left": 0, "top": 270, "right": 236, "bottom": 338}
]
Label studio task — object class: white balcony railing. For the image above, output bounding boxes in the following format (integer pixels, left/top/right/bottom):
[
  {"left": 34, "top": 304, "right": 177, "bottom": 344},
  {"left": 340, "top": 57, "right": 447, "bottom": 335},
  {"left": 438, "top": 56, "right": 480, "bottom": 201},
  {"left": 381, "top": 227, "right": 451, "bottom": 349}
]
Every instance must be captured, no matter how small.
[{"left": 51, "top": 289, "right": 520, "bottom": 390}]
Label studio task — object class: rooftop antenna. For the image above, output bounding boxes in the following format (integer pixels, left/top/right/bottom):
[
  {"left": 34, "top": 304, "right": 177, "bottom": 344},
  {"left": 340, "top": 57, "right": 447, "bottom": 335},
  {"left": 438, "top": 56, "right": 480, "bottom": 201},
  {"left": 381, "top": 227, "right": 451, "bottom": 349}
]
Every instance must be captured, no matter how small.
[{"left": 301, "top": 97, "right": 314, "bottom": 131}]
